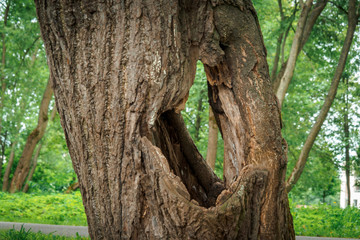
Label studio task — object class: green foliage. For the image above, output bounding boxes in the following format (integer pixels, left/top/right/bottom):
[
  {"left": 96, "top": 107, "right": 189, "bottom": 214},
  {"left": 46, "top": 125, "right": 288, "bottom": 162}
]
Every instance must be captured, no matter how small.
[
  {"left": 291, "top": 202, "right": 360, "bottom": 238},
  {"left": 0, "top": 227, "right": 89, "bottom": 240},
  {"left": 0, "top": 192, "right": 87, "bottom": 226}
]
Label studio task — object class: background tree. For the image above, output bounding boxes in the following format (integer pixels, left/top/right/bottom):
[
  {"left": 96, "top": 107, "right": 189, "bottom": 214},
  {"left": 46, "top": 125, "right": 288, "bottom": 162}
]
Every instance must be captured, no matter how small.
[{"left": 0, "top": 0, "right": 75, "bottom": 193}]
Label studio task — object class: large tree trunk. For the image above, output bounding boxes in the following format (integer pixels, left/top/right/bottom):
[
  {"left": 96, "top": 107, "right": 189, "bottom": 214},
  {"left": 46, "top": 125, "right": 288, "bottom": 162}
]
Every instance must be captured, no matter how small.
[
  {"left": 9, "top": 78, "right": 53, "bottom": 193},
  {"left": 285, "top": 0, "right": 359, "bottom": 192},
  {"left": 206, "top": 108, "right": 218, "bottom": 170},
  {"left": 35, "top": 1, "right": 294, "bottom": 239}
]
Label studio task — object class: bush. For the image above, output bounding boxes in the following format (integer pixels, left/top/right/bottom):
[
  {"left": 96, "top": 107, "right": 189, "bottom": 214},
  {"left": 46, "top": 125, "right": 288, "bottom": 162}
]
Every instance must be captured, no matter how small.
[{"left": 291, "top": 202, "right": 360, "bottom": 238}]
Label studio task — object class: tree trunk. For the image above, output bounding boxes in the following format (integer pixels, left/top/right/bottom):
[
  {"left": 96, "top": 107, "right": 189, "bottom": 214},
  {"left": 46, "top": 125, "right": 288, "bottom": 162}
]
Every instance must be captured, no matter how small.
[
  {"left": 2, "top": 139, "right": 18, "bottom": 192},
  {"left": 275, "top": 0, "right": 313, "bottom": 106},
  {"left": 286, "top": 0, "right": 359, "bottom": 193},
  {"left": 273, "top": 0, "right": 328, "bottom": 97},
  {"left": 0, "top": 1, "right": 10, "bottom": 157},
  {"left": 9, "top": 78, "right": 53, "bottom": 193},
  {"left": 206, "top": 108, "right": 218, "bottom": 170},
  {"left": 22, "top": 143, "right": 42, "bottom": 193},
  {"left": 35, "top": 1, "right": 294, "bottom": 239},
  {"left": 194, "top": 89, "right": 205, "bottom": 141},
  {"left": 344, "top": 77, "right": 351, "bottom": 207},
  {"left": 0, "top": 130, "right": 7, "bottom": 181},
  {"left": 22, "top": 104, "right": 57, "bottom": 193}
]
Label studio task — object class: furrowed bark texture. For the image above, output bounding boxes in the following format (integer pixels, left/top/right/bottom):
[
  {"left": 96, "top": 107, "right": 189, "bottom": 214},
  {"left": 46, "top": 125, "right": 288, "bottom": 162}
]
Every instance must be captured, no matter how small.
[
  {"left": 35, "top": 0, "right": 294, "bottom": 239},
  {"left": 285, "top": 0, "right": 359, "bottom": 193},
  {"left": 9, "top": 78, "right": 53, "bottom": 193}
]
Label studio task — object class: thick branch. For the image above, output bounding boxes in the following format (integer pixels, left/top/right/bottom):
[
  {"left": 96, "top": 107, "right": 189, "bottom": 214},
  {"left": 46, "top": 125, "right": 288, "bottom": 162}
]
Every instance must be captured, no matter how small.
[{"left": 286, "top": 0, "right": 358, "bottom": 193}]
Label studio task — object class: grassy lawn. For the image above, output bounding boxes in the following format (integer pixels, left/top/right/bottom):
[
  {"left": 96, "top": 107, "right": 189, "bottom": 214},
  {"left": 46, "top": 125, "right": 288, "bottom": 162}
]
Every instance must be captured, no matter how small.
[
  {"left": 1, "top": 192, "right": 360, "bottom": 238},
  {"left": 0, "top": 192, "right": 86, "bottom": 226}
]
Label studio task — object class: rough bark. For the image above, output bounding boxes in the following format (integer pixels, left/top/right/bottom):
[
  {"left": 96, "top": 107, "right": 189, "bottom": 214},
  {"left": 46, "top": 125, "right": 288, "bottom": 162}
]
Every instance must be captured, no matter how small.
[
  {"left": 206, "top": 108, "right": 218, "bottom": 170},
  {"left": 286, "top": 0, "right": 359, "bottom": 193},
  {"left": 35, "top": 0, "right": 294, "bottom": 239},
  {"left": 22, "top": 143, "right": 42, "bottom": 193},
  {"left": 273, "top": 0, "right": 328, "bottom": 96},
  {"left": 9, "top": 78, "right": 53, "bottom": 193}
]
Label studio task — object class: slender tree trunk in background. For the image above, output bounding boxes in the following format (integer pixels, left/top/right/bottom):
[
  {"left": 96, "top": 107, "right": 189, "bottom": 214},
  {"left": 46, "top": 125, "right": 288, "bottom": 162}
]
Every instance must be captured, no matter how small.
[
  {"left": 281, "top": 24, "right": 291, "bottom": 65},
  {"left": 275, "top": 0, "right": 313, "bottom": 106},
  {"left": 270, "top": 33, "right": 283, "bottom": 83},
  {"left": 9, "top": 78, "right": 53, "bottom": 193},
  {"left": 2, "top": 122, "right": 21, "bottom": 192},
  {"left": 0, "top": 130, "right": 7, "bottom": 181},
  {"left": 36, "top": 0, "right": 294, "bottom": 239},
  {"left": 22, "top": 104, "right": 57, "bottom": 193},
  {"left": 273, "top": 0, "right": 328, "bottom": 97},
  {"left": 270, "top": 0, "right": 285, "bottom": 83},
  {"left": 206, "top": 108, "right": 218, "bottom": 170},
  {"left": 2, "top": 140, "right": 17, "bottom": 192},
  {"left": 22, "top": 143, "right": 42, "bottom": 193},
  {"left": 0, "top": 1, "right": 10, "bottom": 154},
  {"left": 343, "top": 77, "right": 351, "bottom": 207},
  {"left": 194, "top": 89, "right": 205, "bottom": 141},
  {"left": 286, "top": 0, "right": 359, "bottom": 193}
]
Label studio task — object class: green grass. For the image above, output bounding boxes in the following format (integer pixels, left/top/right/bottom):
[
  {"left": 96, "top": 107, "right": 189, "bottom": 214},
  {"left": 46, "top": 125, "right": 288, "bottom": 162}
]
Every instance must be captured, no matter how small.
[
  {"left": 1, "top": 192, "right": 360, "bottom": 238},
  {"left": 291, "top": 203, "right": 360, "bottom": 238},
  {"left": 0, "top": 226, "right": 89, "bottom": 240},
  {"left": 0, "top": 192, "right": 87, "bottom": 226}
]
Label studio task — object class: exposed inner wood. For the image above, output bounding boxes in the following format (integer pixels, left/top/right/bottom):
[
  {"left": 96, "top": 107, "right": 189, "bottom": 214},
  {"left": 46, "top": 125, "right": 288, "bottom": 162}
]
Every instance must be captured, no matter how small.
[{"left": 153, "top": 110, "right": 224, "bottom": 207}]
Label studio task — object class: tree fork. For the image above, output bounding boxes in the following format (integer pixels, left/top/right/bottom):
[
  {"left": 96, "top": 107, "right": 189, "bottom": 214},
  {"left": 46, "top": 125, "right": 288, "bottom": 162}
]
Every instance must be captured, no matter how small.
[{"left": 35, "top": 0, "right": 295, "bottom": 239}]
